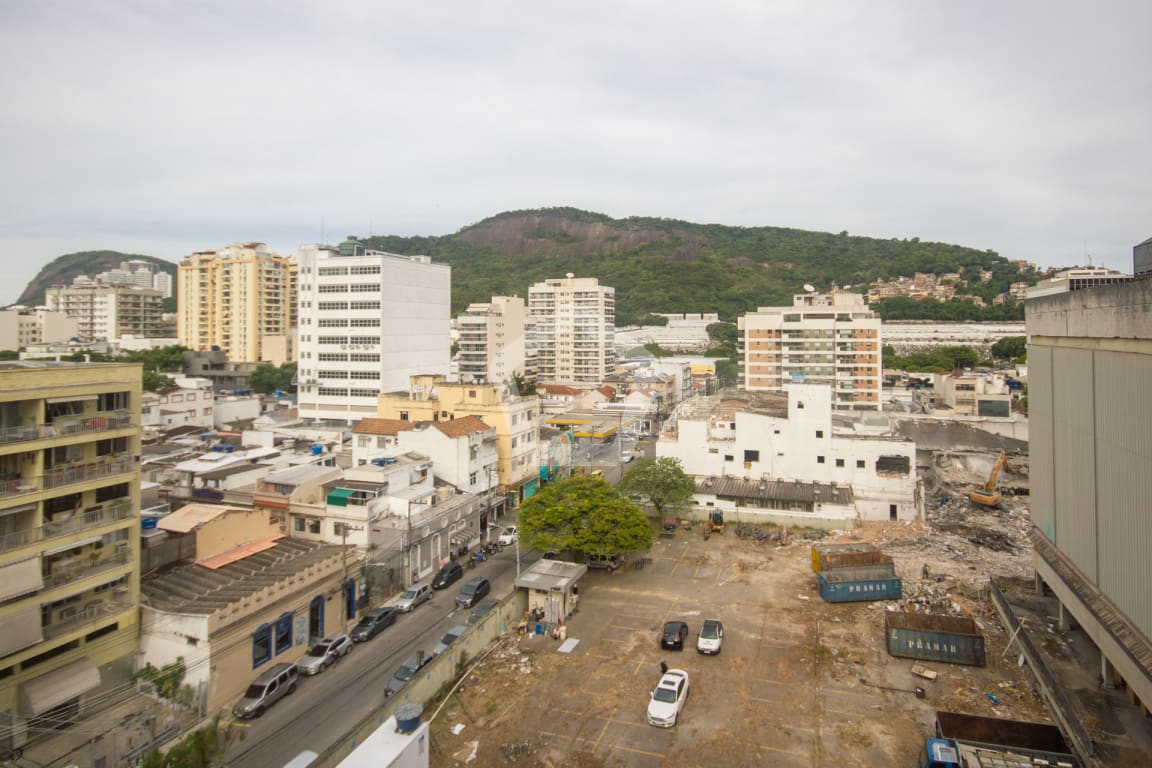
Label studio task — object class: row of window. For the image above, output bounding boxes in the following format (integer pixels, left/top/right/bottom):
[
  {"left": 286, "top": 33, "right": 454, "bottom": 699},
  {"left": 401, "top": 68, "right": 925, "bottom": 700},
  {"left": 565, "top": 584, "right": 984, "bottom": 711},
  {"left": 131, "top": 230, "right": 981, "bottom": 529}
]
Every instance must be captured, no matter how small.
[
  {"left": 316, "top": 388, "right": 380, "bottom": 397},
  {"left": 252, "top": 611, "right": 294, "bottom": 667},
  {"left": 317, "top": 301, "right": 383, "bottom": 311},
  {"left": 319, "top": 370, "right": 381, "bottom": 380},
  {"left": 318, "top": 353, "right": 382, "bottom": 362}
]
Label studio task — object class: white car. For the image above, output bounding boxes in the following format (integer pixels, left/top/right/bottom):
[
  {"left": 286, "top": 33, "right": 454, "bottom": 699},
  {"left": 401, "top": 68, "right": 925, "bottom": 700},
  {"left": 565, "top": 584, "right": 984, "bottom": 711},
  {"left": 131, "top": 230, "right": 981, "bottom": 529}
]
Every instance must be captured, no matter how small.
[
  {"left": 497, "top": 526, "right": 518, "bottom": 546},
  {"left": 647, "top": 669, "right": 689, "bottom": 727},
  {"left": 620, "top": 450, "right": 634, "bottom": 463},
  {"left": 297, "top": 633, "right": 352, "bottom": 675}
]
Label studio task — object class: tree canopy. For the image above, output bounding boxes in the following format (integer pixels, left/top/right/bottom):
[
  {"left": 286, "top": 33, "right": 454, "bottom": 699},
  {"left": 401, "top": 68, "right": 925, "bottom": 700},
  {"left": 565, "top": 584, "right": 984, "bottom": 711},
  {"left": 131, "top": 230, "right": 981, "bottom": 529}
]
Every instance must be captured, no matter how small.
[
  {"left": 882, "top": 344, "right": 983, "bottom": 373},
  {"left": 519, "top": 475, "right": 653, "bottom": 558},
  {"left": 616, "top": 457, "right": 697, "bottom": 518},
  {"left": 249, "top": 362, "right": 297, "bottom": 394},
  {"left": 991, "top": 336, "right": 1027, "bottom": 361}
]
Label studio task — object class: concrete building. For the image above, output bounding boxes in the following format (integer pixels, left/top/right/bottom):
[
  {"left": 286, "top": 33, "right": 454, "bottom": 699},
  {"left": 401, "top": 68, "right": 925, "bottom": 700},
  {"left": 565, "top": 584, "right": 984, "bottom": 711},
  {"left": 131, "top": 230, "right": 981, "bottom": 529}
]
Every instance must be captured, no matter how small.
[
  {"left": 176, "top": 242, "right": 297, "bottom": 364},
  {"left": 93, "top": 260, "right": 173, "bottom": 298},
  {"left": 140, "top": 377, "right": 215, "bottom": 433},
  {"left": 738, "top": 292, "right": 882, "bottom": 412},
  {"left": 456, "top": 296, "right": 533, "bottom": 386},
  {"left": 45, "top": 283, "right": 165, "bottom": 343},
  {"left": 377, "top": 376, "right": 540, "bottom": 504},
  {"left": 0, "top": 307, "right": 78, "bottom": 351},
  {"left": 295, "top": 244, "right": 451, "bottom": 424},
  {"left": 1026, "top": 267, "right": 1132, "bottom": 299},
  {"left": 181, "top": 349, "right": 258, "bottom": 393},
  {"left": 1135, "top": 236, "right": 1152, "bottom": 278},
  {"left": 0, "top": 362, "right": 142, "bottom": 750},
  {"left": 931, "top": 370, "right": 1013, "bottom": 417},
  {"left": 528, "top": 276, "right": 615, "bottom": 385},
  {"left": 1027, "top": 277, "right": 1152, "bottom": 716},
  {"left": 659, "top": 385, "right": 917, "bottom": 527}
]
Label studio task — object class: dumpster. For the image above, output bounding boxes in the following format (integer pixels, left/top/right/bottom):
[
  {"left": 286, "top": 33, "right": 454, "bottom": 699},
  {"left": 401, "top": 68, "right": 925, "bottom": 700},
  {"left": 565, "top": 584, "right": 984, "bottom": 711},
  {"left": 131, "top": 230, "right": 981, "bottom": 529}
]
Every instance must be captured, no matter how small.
[
  {"left": 885, "top": 612, "right": 986, "bottom": 666},
  {"left": 822, "top": 550, "right": 893, "bottom": 572},
  {"left": 811, "top": 542, "right": 879, "bottom": 572},
  {"left": 818, "top": 565, "right": 902, "bottom": 603}
]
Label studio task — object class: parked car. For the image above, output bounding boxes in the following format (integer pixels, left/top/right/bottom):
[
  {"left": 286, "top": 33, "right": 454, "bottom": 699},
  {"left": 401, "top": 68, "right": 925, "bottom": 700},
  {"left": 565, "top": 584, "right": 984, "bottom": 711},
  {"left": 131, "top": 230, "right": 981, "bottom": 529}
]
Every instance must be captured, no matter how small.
[
  {"left": 233, "top": 663, "right": 298, "bottom": 719},
  {"left": 497, "top": 526, "right": 519, "bottom": 546},
  {"left": 587, "top": 554, "right": 623, "bottom": 571},
  {"left": 467, "top": 597, "right": 500, "bottom": 625},
  {"left": 433, "top": 624, "right": 470, "bottom": 657},
  {"left": 351, "top": 608, "right": 397, "bottom": 642},
  {"left": 697, "top": 618, "right": 724, "bottom": 655},
  {"left": 394, "top": 583, "right": 432, "bottom": 612},
  {"left": 647, "top": 669, "right": 690, "bottom": 727},
  {"left": 431, "top": 562, "right": 464, "bottom": 590},
  {"left": 620, "top": 450, "right": 634, "bottom": 463},
  {"left": 455, "top": 578, "right": 491, "bottom": 608},
  {"left": 297, "top": 633, "right": 352, "bottom": 675},
  {"left": 385, "top": 651, "right": 432, "bottom": 696},
  {"left": 660, "top": 621, "right": 690, "bottom": 650}
]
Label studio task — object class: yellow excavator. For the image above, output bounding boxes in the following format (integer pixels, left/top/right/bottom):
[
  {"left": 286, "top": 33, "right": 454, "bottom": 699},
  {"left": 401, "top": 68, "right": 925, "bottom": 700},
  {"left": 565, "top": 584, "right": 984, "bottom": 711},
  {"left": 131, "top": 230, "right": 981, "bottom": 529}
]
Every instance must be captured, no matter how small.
[{"left": 970, "top": 451, "right": 1007, "bottom": 507}]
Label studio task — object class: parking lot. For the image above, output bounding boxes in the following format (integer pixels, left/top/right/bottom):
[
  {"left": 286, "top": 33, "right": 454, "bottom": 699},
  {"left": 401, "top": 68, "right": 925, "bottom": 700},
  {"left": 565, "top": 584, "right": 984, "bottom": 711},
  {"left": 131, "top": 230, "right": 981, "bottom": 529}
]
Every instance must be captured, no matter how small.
[{"left": 432, "top": 523, "right": 1045, "bottom": 767}]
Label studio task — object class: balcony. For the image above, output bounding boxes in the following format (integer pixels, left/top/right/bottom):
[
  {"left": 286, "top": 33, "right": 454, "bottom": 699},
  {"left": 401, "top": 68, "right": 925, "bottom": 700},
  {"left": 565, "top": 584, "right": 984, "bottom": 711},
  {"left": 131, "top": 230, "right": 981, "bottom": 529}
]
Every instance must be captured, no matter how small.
[
  {"left": 43, "top": 456, "right": 136, "bottom": 490},
  {"left": 43, "top": 550, "right": 133, "bottom": 591},
  {"left": 0, "top": 498, "right": 135, "bottom": 554},
  {"left": 51, "top": 411, "right": 135, "bottom": 438},
  {"left": 42, "top": 596, "right": 133, "bottom": 640}
]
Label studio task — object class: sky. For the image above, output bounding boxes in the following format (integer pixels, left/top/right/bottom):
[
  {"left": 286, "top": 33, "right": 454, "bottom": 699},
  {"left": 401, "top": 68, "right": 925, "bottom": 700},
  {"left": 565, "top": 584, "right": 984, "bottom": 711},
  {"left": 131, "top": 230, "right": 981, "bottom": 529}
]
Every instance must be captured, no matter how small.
[{"left": 2, "top": 0, "right": 1150, "bottom": 304}]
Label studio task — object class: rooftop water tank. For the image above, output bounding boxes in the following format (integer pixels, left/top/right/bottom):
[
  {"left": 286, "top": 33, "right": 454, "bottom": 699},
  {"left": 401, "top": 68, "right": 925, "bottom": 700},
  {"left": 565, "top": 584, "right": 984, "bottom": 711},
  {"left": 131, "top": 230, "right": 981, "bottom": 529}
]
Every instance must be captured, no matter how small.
[
  {"left": 395, "top": 703, "right": 423, "bottom": 734},
  {"left": 311, "top": 444, "right": 323, "bottom": 455}
]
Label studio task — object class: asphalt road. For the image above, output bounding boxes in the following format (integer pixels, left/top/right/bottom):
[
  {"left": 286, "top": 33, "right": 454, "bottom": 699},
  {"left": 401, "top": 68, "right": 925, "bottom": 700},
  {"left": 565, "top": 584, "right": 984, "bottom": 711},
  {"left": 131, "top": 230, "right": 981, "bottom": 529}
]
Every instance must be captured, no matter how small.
[{"left": 224, "top": 541, "right": 534, "bottom": 768}]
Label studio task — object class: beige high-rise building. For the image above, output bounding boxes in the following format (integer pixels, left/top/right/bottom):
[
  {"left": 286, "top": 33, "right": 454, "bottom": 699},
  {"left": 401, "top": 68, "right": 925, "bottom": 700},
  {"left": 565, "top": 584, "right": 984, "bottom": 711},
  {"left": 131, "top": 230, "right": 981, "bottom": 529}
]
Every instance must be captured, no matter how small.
[
  {"left": 456, "top": 296, "right": 534, "bottom": 386},
  {"left": 45, "top": 283, "right": 164, "bottom": 343},
  {"left": 177, "top": 242, "right": 297, "bottom": 363},
  {"left": 0, "top": 307, "right": 78, "bottom": 350},
  {"left": 528, "top": 276, "right": 615, "bottom": 385},
  {"left": 0, "top": 362, "right": 143, "bottom": 746},
  {"left": 738, "top": 292, "right": 882, "bottom": 412}
]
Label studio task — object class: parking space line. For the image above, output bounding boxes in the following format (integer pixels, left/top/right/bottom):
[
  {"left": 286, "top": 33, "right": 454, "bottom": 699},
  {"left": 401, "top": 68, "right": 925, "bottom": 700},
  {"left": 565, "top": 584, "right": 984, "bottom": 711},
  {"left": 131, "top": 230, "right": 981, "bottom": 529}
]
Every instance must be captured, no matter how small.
[
  {"left": 730, "top": 738, "right": 813, "bottom": 759},
  {"left": 537, "top": 728, "right": 667, "bottom": 759}
]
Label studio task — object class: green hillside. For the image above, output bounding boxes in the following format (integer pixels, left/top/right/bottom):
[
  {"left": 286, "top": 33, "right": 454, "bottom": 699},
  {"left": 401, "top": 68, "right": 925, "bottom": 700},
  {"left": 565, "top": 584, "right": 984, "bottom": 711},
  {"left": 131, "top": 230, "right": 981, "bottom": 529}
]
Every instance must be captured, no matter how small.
[{"left": 15, "top": 251, "right": 178, "bottom": 308}]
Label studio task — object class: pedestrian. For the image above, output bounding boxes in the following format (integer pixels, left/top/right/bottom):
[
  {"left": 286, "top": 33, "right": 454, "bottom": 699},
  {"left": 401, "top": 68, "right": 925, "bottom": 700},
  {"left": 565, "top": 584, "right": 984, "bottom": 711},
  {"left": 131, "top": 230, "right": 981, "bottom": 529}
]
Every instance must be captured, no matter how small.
[{"left": 659, "top": 660, "right": 668, "bottom": 675}]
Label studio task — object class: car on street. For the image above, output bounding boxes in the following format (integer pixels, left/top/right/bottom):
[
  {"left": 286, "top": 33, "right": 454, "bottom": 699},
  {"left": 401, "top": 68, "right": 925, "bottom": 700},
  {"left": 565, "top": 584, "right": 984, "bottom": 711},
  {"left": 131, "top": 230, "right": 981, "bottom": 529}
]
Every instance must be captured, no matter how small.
[
  {"left": 433, "top": 624, "right": 470, "bottom": 657},
  {"left": 467, "top": 597, "right": 500, "bottom": 625},
  {"left": 660, "top": 620, "right": 690, "bottom": 650},
  {"left": 697, "top": 618, "right": 724, "bottom": 654},
  {"left": 394, "top": 583, "right": 432, "bottom": 612},
  {"left": 587, "top": 554, "right": 622, "bottom": 570},
  {"left": 620, "top": 450, "right": 634, "bottom": 463},
  {"left": 385, "top": 651, "right": 432, "bottom": 696},
  {"left": 297, "top": 633, "right": 352, "bottom": 675},
  {"left": 351, "top": 607, "right": 397, "bottom": 642},
  {"left": 431, "top": 561, "right": 464, "bottom": 590},
  {"left": 497, "top": 526, "right": 519, "bottom": 546},
  {"left": 455, "top": 578, "right": 491, "bottom": 608},
  {"left": 647, "top": 669, "right": 690, "bottom": 727}
]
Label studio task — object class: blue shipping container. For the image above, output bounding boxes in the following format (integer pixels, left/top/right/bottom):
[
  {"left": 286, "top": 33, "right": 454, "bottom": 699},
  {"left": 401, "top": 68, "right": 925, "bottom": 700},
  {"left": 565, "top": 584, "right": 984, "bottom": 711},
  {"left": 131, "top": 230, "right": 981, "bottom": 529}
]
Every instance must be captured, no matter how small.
[
  {"left": 885, "top": 612, "right": 986, "bottom": 666},
  {"left": 818, "top": 565, "right": 902, "bottom": 603}
]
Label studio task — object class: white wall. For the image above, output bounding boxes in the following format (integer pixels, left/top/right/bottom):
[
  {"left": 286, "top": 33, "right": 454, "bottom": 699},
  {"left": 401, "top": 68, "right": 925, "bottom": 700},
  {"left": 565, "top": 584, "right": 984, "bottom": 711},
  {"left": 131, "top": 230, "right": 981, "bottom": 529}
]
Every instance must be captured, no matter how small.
[{"left": 138, "top": 609, "right": 212, "bottom": 688}]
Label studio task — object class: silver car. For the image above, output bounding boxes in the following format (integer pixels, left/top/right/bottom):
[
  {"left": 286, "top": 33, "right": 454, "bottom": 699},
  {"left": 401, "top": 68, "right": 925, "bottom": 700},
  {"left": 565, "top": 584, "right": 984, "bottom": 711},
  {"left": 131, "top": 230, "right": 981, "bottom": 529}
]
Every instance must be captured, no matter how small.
[
  {"left": 394, "top": 583, "right": 432, "bottom": 612},
  {"left": 297, "top": 633, "right": 352, "bottom": 675}
]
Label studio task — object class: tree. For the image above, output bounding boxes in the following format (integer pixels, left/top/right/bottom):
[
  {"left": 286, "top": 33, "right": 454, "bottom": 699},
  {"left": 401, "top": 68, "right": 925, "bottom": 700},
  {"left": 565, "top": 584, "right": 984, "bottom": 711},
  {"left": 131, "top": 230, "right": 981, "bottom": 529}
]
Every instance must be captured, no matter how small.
[
  {"left": 143, "top": 370, "right": 177, "bottom": 393},
  {"left": 617, "top": 457, "right": 697, "bottom": 519},
  {"left": 706, "top": 321, "right": 737, "bottom": 345},
  {"left": 991, "top": 335, "right": 1026, "bottom": 361},
  {"left": 249, "top": 362, "right": 297, "bottom": 394},
  {"left": 519, "top": 475, "right": 653, "bottom": 558}
]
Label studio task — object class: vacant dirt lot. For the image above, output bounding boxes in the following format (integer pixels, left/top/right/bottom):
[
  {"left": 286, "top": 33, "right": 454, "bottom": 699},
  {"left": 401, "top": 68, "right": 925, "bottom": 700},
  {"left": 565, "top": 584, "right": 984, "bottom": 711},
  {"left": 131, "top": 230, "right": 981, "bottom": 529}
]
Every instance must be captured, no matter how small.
[{"left": 428, "top": 516, "right": 1057, "bottom": 767}]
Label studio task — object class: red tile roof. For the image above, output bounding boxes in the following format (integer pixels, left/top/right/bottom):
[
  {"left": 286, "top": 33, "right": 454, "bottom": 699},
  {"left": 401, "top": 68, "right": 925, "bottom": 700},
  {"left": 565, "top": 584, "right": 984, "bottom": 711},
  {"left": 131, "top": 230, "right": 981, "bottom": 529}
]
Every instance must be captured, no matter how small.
[
  {"left": 434, "top": 415, "right": 491, "bottom": 438},
  {"left": 353, "top": 418, "right": 418, "bottom": 435}
]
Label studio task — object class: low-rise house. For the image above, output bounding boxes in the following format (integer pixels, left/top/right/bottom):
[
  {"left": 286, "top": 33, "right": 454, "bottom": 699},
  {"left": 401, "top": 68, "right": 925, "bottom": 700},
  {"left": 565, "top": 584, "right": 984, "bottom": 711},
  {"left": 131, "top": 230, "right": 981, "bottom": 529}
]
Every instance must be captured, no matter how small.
[{"left": 932, "top": 370, "right": 1013, "bottom": 417}]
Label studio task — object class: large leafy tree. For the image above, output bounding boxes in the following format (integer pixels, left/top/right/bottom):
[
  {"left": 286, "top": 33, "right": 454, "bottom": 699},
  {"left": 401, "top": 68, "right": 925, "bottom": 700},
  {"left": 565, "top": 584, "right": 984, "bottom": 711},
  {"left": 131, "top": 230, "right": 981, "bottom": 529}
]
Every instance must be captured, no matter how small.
[
  {"left": 617, "top": 457, "right": 697, "bottom": 518},
  {"left": 519, "top": 475, "right": 653, "bottom": 558},
  {"left": 991, "top": 336, "right": 1027, "bottom": 361},
  {"left": 248, "top": 362, "right": 297, "bottom": 394}
]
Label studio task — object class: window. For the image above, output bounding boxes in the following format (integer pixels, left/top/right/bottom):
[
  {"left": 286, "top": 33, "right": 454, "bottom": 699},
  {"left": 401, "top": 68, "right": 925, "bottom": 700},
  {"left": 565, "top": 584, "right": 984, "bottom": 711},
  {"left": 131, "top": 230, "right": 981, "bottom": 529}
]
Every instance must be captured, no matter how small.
[
  {"left": 797, "top": 401, "right": 804, "bottom": 409},
  {"left": 400, "top": 412, "right": 409, "bottom": 421},
  {"left": 469, "top": 472, "right": 477, "bottom": 485},
  {"left": 817, "top": 455, "right": 825, "bottom": 464},
  {"left": 876, "top": 455, "right": 911, "bottom": 475},
  {"left": 307, "top": 519, "right": 321, "bottom": 534},
  {"left": 252, "top": 624, "right": 272, "bottom": 668},
  {"left": 709, "top": 448, "right": 719, "bottom": 454},
  {"left": 835, "top": 459, "right": 844, "bottom": 467},
  {"left": 294, "top": 517, "right": 306, "bottom": 532},
  {"left": 856, "top": 459, "right": 865, "bottom": 469},
  {"left": 723, "top": 455, "right": 733, "bottom": 462},
  {"left": 358, "top": 435, "right": 370, "bottom": 447},
  {"left": 274, "top": 612, "right": 292, "bottom": 654},
  {"left": 815, "top": 430, "right": 823, "bottom": 438},
  {"left": 468, "top": 390, "right": 476, "bottom": 399},
  {"left": 98, "top": 391, "right": 129, "bottom": 411},
  {"left": 743, "top": 449, "right": 760, "bottom": 462}
]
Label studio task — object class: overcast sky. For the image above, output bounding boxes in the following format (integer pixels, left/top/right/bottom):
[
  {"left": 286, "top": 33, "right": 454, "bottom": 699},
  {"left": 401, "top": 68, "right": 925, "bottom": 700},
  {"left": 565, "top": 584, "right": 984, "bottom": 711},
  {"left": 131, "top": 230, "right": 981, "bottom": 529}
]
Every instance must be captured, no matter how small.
[{"left": 2, "top": 0, "right": 1149, "bottom": 304}]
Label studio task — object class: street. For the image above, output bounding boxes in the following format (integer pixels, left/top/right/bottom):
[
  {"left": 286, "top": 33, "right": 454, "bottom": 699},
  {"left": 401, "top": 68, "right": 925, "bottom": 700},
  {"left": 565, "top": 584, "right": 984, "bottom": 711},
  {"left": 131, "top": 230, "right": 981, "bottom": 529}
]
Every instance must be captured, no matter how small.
[{"left": 224, "top": 541, "right": 535, "bottom": 768}]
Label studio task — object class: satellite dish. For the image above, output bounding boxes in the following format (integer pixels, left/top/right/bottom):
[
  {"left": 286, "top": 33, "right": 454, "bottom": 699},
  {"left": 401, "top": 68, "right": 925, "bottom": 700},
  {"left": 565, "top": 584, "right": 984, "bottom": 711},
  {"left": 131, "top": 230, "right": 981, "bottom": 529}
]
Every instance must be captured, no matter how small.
[
  {"left": 843, "top": 284, "right": 852, "bottom": 290},
  {"left": 803, "top": 284, "right": 816, "bottom": 293}
]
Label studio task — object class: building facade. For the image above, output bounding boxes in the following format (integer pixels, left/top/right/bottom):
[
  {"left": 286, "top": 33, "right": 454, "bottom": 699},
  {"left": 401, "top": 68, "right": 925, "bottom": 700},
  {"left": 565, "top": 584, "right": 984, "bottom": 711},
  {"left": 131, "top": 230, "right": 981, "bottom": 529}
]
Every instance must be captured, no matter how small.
[
  {"left": 176, "top": 242, "right": 297, "bottom": 363},
  {"left": 295, "top": 245, "right": 451, "bottom": 424},
  {"left": 45, "top": 283, "right": 165, "bottom": 343},
  {"left": 0, "top": 362, "right": 142, "bottom": 749},
  {"left": 739, "top": 292, "right": 882, "bottom": 412},
  {"left": 456, "top": 296, "right": 532, "bottom": 386},
  {"left": 1026, "top": 267, "right": 1132, "bottom": 299},
  {"left": 528, "top": 276, "right": 615, "bottom": 384},
  {"left": 0, "top": 308, "right": 78, "bottom": 351},
  {"left": 1027, "top": 278, "right": 1152, "bottom": 714}
]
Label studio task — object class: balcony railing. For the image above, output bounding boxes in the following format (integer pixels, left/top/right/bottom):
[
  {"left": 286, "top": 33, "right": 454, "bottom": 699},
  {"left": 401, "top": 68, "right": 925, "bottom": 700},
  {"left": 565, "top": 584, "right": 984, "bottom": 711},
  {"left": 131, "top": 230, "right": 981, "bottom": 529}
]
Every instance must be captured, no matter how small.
[
  {"left": 0, "top": 412, "right": 135, "bottom": 446},
  {"left": 43, "top": 551, "right": 133, "bottom": 590},
  {"left": 0, "top": 498, "right": 134, "bottom": 555},
  {"left": 0, "top": 425, "right": 41, "bottom": 445},
  {"left": 42, "top": 598, "right": 133, "bottom": 640},
  {"left": 43, "top": 456, "right": 136, "bottom": 490}
]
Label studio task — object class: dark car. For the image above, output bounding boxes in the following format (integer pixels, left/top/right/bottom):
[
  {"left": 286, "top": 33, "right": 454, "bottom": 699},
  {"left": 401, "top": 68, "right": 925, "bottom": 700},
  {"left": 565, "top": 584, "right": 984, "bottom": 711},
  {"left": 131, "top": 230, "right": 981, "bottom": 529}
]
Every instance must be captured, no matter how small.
[
  {"left": 467, "top": 597, "right": 499, "bottom": 625},
  {"left": 432, "top": 561, "right": 464, "bottom": 590},
  {"left": 455, "top": 578, "right": 491, "bottom": 608},
  {"left": 385, "top": 651, "right": 432, "bottom": 696},
  {"left": 660, "top": 621, "right": 690, "bottom": 650},
  {"left": 351, "top": 607, "right": 397, "bottom": 642}
]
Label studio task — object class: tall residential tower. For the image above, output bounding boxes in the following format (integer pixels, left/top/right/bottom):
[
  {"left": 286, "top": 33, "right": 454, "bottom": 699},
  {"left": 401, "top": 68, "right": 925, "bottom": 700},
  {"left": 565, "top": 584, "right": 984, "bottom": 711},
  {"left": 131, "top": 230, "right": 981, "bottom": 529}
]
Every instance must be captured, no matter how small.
[{"left": 528, "top": 275, "right": 615, "bottom": 385}]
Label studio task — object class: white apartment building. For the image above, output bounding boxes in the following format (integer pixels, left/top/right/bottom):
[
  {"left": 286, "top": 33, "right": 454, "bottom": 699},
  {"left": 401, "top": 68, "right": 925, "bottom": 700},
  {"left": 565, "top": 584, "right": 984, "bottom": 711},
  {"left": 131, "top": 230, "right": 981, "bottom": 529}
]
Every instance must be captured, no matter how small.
[
  {"left": 659, "top": 385, "right": 917, "bottom": 526},
  {"left": 1026, "top": 267, "right": 1132, "bottom": 299},
  {"left": 0, "top": 307, "right": 78, "bottom": 350},
  {"left": 528, "top": 275, "right": 615, "bottom": 385},
  {"left": 176, "top": 242, "right": 297, "bottom": 364},
  {"left": 93, "top": 260, "right": 173, "bottom": 298},
  {"left": 456, "top": 296, "right": 533, "bottom": 386},
  {"left": 295, "top": 245, "right": 452, "bottom": 424},
  {"left": 739, "top": 291, "right": 882, "bottom": 412},
  {"left": 45, "top": 283, "right": 165, "bottom": 343}
]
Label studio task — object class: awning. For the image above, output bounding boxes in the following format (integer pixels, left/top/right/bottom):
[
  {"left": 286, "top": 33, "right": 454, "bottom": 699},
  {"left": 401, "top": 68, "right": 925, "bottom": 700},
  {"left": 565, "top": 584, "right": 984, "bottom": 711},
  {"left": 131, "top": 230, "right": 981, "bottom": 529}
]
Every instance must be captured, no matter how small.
[
  {"left": 20, "top": 656, "right": 101, "bottom": 716},
  {"left": 0, "top": 557, "right": 44, "bottom": 602},
  {"left": 46, "top": 395, "right": 99, "bottom": 404},
  {"left": 326, "top": 488, "right": 354, "bottom": 507},
  {"left": 0, "top": 502, "right": 37, "bottom": 518},
  {"left": 0, "top": 605, "right": 43, "bottom": 657},
  {"left": 43, "top": 535, "right": 102, "bottom": 556}
]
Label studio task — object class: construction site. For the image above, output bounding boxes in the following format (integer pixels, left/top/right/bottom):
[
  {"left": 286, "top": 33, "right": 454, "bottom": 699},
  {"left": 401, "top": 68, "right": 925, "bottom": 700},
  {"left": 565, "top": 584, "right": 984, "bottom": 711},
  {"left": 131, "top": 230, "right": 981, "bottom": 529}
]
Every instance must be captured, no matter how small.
[{"left": 427, "top": 440, "right": 1152, "bottom": 767}]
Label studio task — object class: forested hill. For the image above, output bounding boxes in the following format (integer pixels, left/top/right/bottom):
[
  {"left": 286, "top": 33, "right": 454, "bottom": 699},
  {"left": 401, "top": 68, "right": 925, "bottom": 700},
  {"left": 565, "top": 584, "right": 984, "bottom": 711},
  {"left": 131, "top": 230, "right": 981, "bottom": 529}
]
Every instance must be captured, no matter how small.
[
  {"left": 15, "top": 251, "right": 177, "bottom": 307},
  {"left": 360, "top": 208, "right": 1029, "bottom": 323}
]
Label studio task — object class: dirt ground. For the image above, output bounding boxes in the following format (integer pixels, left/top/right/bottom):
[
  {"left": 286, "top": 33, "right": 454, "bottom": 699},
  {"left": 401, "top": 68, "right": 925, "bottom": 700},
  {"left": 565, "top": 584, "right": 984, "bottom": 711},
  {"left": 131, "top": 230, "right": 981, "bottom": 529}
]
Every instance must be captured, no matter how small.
[{"left": 426, "top": 459, "right": 1152, "bottom": 767}]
